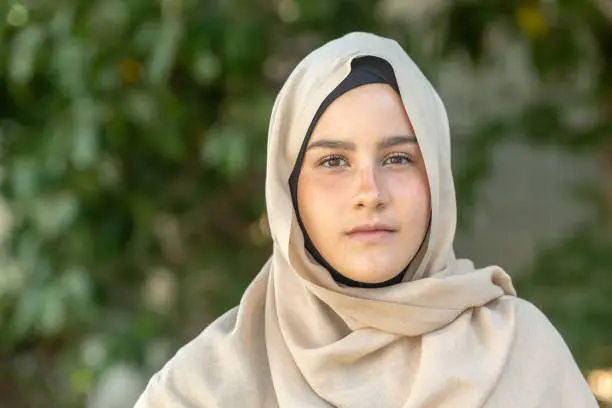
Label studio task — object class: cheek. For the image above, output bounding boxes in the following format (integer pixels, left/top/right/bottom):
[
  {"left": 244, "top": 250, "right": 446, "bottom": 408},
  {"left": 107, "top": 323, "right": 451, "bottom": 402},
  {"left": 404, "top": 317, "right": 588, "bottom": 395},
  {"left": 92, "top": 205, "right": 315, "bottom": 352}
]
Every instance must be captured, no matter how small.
[
  {"left": 297, "top": 174, "right": 349, "bottom": 227},
  {"left": 389, "top": 172, "right": 431, "bottom": 218}
]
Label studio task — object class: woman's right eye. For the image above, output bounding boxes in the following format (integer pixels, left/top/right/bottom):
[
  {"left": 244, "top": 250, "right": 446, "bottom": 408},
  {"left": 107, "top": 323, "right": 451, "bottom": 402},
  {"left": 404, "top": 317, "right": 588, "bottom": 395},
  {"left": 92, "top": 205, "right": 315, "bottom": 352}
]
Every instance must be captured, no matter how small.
[{"left": 319, "top": 155, "right": 348, "bottom": 168}]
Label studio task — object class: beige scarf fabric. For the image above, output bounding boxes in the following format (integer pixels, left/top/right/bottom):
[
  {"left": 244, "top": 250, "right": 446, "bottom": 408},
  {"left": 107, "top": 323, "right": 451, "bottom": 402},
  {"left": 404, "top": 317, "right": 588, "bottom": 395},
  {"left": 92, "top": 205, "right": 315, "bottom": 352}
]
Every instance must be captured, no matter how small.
[{"left": 135, "top": 32, "right": 597, "bottom": 408}]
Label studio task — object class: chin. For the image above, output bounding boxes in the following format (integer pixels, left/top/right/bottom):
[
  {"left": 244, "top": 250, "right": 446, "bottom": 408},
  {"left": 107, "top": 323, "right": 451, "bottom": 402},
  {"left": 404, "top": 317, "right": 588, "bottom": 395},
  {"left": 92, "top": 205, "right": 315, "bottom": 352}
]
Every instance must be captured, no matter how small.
[{"left": 344, "top": 264, "right": 404, "bottom": 284}]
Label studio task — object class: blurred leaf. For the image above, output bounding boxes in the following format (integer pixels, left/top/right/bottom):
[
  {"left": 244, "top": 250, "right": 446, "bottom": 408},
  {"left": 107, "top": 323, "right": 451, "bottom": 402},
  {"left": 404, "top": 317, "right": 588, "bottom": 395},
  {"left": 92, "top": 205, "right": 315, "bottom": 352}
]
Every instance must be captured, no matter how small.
[
  {"left": 6, "top": 4, "right": 30, "bottom": 28},
  {"left": 52, "top": 37, "right": 89, "bottom": 96},
  {"left": 87, "top": 0, "right": 130, "bottom": 40},
  {"left": 40, "top": 284, "right": 66, "bottom": 336},
  {"left": 12, "top": 286, "right": 45, "bottom": 338},
  {"left": 295, "top": 0, "right": 337, "bottom": 22},
  {"left": 71, "top": 98, "right": 100, "bottom": 169},
  {"left": 200, "top": 124, "right": 249, "bottom": 179},
  {"left": 8, "top": 24, "right": 45, "bottom": 85},
  {"left": 123, "top": 90, "right": 158, "bottom": 126},
  {"left": 441, "top": 1, "right": 506, "bottom": 63},
  {"left": 11, "top": 157, "right": 38, "bottom": 198},
  {"left": 70, "top": 367, "right": 95, "bottom": 394},
  {"left": 49, "top": 3, "right": 76, "bottom": 39},
  {"left": 32, "top": 192, "right": 78, "bottom": 237},
  {"left": 147, "top": 18, "right": 183, "bottom": 85},
  {"left": 59, "top": 266, "right": 93, "bottom": 307},
  {"left": 528, "top": 25, "right": 583, "bottom": 79},
  {"left": 191, "top": 51, "right": 222, "bottom": 85}
]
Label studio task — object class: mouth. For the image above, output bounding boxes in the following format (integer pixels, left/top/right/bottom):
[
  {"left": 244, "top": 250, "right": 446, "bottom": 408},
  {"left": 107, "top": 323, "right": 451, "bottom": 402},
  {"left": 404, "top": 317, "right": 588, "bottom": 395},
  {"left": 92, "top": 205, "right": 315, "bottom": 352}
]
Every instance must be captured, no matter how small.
[{"left": 346, "top": 223, "right": 397, "bottom": 242}]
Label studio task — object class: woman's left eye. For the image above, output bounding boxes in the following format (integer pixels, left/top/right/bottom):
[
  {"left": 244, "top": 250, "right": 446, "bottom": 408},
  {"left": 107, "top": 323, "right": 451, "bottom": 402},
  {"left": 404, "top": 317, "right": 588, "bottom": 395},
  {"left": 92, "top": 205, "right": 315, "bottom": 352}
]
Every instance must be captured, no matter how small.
[{"left": 383, "top": 154, "right": 411, "bottom": 165}]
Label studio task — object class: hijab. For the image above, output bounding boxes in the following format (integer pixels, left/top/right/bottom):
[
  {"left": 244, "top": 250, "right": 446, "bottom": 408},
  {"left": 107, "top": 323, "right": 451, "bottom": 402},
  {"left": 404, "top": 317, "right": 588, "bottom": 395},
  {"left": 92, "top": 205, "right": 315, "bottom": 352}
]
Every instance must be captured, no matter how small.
[{"left": 135, "top": 32, "right": 597, "bottom": 408}]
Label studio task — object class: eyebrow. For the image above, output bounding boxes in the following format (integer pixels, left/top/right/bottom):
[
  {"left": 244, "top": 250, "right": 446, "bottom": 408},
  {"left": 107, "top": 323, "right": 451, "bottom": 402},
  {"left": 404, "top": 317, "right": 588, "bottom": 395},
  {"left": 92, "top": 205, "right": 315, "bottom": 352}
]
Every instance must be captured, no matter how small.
[
  {"left": 378, "top": 135, "right": 417, "bottom": 149},
  {"left": 306, "top": 135, "right": 417, "bottom": 151}
]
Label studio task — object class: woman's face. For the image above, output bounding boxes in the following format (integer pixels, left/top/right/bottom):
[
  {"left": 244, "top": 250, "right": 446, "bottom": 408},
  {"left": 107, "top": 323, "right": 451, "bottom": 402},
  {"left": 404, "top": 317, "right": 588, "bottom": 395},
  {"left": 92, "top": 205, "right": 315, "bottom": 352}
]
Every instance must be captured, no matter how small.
[{"left": 297, "top": 83, "right": 431, "bottom": 284}]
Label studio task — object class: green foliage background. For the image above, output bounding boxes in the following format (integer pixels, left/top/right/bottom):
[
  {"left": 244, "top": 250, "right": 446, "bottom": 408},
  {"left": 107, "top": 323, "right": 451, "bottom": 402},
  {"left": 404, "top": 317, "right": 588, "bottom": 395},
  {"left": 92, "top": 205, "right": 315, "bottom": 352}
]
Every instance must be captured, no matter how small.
[{"left": 0, "top": 0, "right": 610, "bottom": 406}]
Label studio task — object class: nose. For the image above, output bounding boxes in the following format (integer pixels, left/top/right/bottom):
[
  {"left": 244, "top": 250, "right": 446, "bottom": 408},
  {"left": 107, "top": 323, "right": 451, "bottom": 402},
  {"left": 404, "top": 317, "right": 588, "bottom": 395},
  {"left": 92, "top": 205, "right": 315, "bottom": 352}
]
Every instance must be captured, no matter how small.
[{"left": 353, "top": 165, "right": 388, "bottom": 210}]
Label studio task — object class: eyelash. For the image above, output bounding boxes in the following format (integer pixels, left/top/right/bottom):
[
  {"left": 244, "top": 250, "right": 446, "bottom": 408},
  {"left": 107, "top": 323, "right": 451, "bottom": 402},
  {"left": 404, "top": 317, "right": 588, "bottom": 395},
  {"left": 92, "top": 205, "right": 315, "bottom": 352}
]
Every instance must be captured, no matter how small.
[{"left": 317, "top": 153, "right": 412, "bottom": 168}]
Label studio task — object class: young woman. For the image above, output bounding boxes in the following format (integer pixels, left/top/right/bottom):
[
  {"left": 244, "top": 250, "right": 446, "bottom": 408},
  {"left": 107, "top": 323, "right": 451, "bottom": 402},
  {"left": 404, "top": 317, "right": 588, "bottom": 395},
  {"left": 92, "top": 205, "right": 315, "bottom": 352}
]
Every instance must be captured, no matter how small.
[{"left": 135, "top": 32, "right": 597, "bottom": 407}]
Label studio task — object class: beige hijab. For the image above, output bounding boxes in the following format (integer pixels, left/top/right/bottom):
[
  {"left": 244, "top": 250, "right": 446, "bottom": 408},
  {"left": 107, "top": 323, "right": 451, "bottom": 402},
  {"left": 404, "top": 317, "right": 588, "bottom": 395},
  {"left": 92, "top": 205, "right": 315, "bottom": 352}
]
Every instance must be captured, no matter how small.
[{"left": 135, "top": 32, "right": 597, "bottom": 408}]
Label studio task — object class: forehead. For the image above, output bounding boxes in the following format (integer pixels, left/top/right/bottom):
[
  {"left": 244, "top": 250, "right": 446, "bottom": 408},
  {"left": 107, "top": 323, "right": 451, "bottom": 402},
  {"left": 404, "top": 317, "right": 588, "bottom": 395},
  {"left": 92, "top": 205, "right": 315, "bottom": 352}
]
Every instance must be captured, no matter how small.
[
  {"left": 318, "top": 83, "right": 402, "bottom": 112},
  {"left": 309, "top": 83, "right": 414, "bottom": 141}
]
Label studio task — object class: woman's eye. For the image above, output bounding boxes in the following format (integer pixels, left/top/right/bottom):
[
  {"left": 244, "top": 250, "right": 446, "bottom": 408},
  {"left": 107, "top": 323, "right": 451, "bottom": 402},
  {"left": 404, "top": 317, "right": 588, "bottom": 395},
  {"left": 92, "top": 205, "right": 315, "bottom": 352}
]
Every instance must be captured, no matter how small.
[
  {"left": 320, "top": 155, "right": 348, "bottom": 168},
  {"left": 383, "top": 154, "right": 411, "bottom": 165}
]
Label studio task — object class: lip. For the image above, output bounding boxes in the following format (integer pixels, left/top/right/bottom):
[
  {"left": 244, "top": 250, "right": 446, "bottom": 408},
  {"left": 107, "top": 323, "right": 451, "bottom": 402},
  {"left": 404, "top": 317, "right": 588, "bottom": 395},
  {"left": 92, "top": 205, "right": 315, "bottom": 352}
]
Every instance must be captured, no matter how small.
[
  {"left": 347, "top": 223, "right": 397, "bottom": 234},
  {"left": 346, "top": 223, "right": 397, "bottom": 242}
]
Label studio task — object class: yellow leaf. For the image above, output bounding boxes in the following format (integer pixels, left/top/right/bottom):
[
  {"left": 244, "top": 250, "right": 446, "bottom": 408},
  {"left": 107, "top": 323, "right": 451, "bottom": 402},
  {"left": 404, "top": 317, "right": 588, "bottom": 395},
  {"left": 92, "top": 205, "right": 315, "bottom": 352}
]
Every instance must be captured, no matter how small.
[
  {"left": 516, "top": 5, "right": 549, "bottom": 39},
  {"left": 70, "top": 368, "right": 95, "bottom": 394},
  {"left": 119, "top": 59, "right": 142, "bottom": 84}
]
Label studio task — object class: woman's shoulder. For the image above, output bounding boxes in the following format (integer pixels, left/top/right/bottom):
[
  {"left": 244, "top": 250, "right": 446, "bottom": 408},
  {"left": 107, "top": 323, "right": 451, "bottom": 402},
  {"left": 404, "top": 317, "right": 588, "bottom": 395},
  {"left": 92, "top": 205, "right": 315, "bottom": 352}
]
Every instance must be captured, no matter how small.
[
  {"left": 510, "top": 297, "right": 566, "bottom": 342},
  {"left": 497, "top": 296, "right": 568, "bottom": 352},
  {"left": 504, "top": 296, "right": 591, "bottom": 381},
  {"left": 487, "top": 297, "right": 598, "bottom": 406},
  {"left": 481, "top": 295, "right": 578, "bottom": 364},
  {"left": 489, "top": 295, "right": 557, "bottom": 328},
  {"left": 135, "top": 307, "right": 242, "bottom": 407},
  {"left": 135, "top": 301, "right": 274, "bottom": 407}
]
